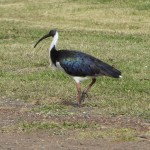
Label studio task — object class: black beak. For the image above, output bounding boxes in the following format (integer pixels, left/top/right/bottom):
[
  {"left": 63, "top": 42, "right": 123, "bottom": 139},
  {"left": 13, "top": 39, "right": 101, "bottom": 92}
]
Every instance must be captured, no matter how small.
[{"left": 34, "top": 33, "right": 50, "bottom": 48}]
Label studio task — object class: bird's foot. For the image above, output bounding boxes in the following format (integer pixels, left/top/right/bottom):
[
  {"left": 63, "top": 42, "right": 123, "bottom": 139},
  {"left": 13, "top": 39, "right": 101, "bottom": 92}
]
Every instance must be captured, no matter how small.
[{"left": 80, "top": 91, "right": 89, "bottom": 103}]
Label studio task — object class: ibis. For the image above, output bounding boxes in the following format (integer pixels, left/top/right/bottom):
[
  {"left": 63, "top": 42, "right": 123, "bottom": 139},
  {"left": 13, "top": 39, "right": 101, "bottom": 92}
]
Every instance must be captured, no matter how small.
[{"left": 34, "top": 29, "right": 122, "bottom": 105}]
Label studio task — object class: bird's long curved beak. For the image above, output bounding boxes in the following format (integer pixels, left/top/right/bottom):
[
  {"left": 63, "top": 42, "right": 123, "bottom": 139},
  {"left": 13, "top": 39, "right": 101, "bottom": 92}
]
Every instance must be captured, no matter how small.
[{"left": 34, "top": 33, "right": 50, "bottom": 48}]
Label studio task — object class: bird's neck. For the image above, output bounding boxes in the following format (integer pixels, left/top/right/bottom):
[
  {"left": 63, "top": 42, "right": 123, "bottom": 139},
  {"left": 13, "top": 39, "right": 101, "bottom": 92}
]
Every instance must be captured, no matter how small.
[
  {"left": 49, "top": 32, "right": 58, "bottom": 52},
  {"left": 49, "top": 32, "right": 58, "bottom": 66}
]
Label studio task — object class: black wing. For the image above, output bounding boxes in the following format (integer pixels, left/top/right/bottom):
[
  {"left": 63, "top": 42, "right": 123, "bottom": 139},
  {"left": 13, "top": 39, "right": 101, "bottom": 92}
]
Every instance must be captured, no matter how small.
[{"left": 57, "top": 50, "right": 121, "bottom": 78}]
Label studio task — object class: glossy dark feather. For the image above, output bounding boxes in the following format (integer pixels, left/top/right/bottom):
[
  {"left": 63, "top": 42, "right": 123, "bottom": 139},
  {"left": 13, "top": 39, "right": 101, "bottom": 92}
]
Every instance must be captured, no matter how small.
[{"left": 51, "top": 48, "right": 121, "bottom": 78}]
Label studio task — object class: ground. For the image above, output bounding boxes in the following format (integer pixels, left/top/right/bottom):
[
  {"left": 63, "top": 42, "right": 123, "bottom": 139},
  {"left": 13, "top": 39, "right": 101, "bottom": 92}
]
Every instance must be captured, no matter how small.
[
  {"left": 0, "top": 0, "right": 150, "bottom": 149},
  {"left": 0, "top": 99, "right": 149, "bottom": 150},
  {"left": 0, "top": 132, "right": 150, "bottom": 150}
]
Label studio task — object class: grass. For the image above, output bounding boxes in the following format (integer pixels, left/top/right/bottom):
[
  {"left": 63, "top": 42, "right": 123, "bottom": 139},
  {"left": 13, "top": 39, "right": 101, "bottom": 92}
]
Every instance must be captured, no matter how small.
[
  {"left": 13, "top": 120, "right": 137, "bottom": 141},
  {"left": 79, "top": 128, "right": 137, "bottom": 141},
  {"left": 0, "top": 0, "right": 150, "bottom": 139},
  {"left": 18, "top": 120, "right": 99, "bottom": 132},
  {"left": 16, "top": 121, "right": 137, "bottom": 141},
  {"left": 32, "top": 103, "right": 71, "bottom": 116},
  {"left": 1, "top": 121, "right": 138, "bottom": 142}
]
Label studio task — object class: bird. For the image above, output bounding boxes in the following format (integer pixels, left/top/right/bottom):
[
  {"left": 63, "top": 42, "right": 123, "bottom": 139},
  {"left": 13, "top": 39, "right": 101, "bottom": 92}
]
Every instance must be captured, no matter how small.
[{"left": 34, "top": 29, "right": 122, "bottom": 105}]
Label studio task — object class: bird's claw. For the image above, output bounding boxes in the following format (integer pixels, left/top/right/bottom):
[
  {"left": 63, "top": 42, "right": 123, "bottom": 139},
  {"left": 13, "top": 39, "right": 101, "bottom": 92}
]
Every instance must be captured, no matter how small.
[{"left": 80, "top": 92, "right": 89, "bottom": 103}]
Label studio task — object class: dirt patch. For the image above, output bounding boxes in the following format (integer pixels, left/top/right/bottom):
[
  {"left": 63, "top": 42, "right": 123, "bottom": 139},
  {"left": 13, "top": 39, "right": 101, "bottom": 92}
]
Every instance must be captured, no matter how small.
[
  {"left": 0, "top": 132, "right": 150, "bottom": 150},
  {"left": 0, "top": 98, "right": 150, "bottom": 150}
]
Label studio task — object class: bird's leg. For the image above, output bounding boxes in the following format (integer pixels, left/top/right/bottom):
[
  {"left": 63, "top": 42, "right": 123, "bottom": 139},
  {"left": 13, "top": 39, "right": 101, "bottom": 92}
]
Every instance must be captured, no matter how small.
[
  {"left": 81, "top": 78, "right": 96, "bottom": 102},
  {"left": 76, "top": 83, "right": 81, "bottom": 105}
]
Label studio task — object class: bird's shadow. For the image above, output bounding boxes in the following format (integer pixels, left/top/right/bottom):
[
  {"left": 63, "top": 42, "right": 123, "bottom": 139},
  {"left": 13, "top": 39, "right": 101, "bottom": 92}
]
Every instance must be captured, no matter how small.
[
  {"left": 60, "top": 94, "right": 93, "bottom": 107},
  {"left": 61, "top": 100, "right": 79, "bottom": 107},
  {"left": 61, "top": 100, "right": 89, "bottom": 108}
]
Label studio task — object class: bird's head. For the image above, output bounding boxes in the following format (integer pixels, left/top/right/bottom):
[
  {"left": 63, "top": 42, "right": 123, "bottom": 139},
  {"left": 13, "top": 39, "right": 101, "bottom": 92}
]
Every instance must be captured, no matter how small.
[
  {"left": 34, "top": 29, "right": 57, "bottom": 48},
  {"left": 48, "top": 29, "right": 57, "bottom": 37}
]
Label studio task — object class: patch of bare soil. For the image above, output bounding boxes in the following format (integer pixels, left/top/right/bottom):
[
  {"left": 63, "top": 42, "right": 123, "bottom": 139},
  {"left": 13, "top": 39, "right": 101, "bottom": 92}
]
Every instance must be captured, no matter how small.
[
  {"left": 0, "top": 132, "right": 150, "bottom": 150},
  {"left": 0, "top": 98, "right": 150, "bottom": 150}
]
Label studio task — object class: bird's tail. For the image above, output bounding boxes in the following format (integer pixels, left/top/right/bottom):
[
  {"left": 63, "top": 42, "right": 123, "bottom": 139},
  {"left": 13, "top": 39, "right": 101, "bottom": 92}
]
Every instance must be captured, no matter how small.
[{"left": 99, "top": 62, "right": 122, "bottom": 78}]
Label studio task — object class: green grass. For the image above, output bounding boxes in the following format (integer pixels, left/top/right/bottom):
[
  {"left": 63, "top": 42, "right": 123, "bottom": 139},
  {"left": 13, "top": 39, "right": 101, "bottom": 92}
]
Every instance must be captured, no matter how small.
[
  {"left": 18, "top": 120, "right": 98, "bottom": 131},
  {"left": 14, "top": 120, "right": 101, "bottom": 136},
  {"left": 0, "top": 0, "right": 150, "bottom": 136},
  {"left": 32, "top": 103, "right": 71, "bottom": 116},
  {"left": 79, "top": 128, "right": 137, "bottom": 141},
  {"left": 15, "top": 120, "right": 137, "bottom": 141}
]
